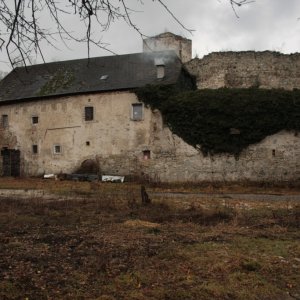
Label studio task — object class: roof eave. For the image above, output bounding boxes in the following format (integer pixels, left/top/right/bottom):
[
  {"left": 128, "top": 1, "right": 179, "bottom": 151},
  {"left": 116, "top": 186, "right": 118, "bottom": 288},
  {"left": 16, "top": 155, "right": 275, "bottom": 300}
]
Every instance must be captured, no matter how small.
[
  {"left": 0, "top": 87, "right": 137, "bottom": 105},
  {"left": 0, "top": 80, "right": 179, "bottom": 105}
]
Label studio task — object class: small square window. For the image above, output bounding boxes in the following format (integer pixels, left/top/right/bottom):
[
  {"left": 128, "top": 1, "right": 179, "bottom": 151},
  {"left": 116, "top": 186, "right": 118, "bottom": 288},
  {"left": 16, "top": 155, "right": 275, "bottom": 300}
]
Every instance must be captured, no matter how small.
[
  {"left": 32, "top": 145, "right": 38, "bottom": 154},
  {"left": 53, "top": 144, "right": 62, "bottom": 154},
  {"left": 1, "top": 114, "right": 8, "bottom": 128},
  {"left": 32, "top": 116, "right": 39, "bottom": 124},
  {"left": 85, "top": 106, "right": 94, "bottom": 121},
  {"left": 86, "top": 141, "right": 90, "bottom": 146},
  {"left": 132, "top": 103, "right": 143, "bottom": 121},
  {"left": 143, "top": 150, "right": 151, "bottom": 160}
]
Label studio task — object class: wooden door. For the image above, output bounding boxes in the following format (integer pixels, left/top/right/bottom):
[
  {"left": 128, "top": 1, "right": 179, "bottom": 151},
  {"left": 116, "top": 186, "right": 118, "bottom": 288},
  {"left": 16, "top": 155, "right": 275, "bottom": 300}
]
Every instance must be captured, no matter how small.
[{"left": 1, "top": 149, "right": 20, "bottom": 177}]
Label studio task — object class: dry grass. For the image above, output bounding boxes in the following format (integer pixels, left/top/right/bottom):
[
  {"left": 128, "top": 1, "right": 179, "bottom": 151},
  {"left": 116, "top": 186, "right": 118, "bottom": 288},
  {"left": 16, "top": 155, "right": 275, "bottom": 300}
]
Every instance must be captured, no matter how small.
[{"left": 0, "top": 179, "right": 299, "bottom": 299}]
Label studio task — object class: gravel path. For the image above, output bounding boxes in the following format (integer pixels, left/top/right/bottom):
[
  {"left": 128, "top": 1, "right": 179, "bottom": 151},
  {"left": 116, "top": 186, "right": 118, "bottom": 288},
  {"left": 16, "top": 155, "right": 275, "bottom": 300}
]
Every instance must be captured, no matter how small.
[
  {"left": 151, "top": 192, "right": 300, "bottom": 201},
  {"left": 0, "top": 188, "right": 300, "bottom": 202}
]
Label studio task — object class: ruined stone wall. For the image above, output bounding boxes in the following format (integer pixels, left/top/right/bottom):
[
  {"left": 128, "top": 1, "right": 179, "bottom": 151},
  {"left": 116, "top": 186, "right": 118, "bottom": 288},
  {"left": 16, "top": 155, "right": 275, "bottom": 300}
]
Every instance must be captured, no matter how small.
[
  {"left": 143, "top": 32, "right": 192, "bottom": 63},
  {"left": 86, "top": 126, "right": 300, "bottom": 183},
  {"left": 151, "top": 129, "right": 300, "bottom": 182},
  {"left": 185, "top": 51, "right": 300, "bottom": 90},
  {"left": 1, "top": 91, "right": 299, "bottom": 182}
]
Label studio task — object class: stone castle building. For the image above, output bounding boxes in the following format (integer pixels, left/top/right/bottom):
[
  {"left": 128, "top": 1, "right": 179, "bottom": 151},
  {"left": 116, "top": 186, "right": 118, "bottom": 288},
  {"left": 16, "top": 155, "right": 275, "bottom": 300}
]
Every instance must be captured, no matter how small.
[{"left": 0, "top": 32, "right": 299, "bottom": 182}]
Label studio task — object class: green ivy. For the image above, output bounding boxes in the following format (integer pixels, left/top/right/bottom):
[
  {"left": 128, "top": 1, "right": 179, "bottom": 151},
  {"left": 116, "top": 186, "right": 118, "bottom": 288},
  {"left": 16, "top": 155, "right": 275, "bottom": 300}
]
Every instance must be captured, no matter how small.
[{"left": 136, "top": 86, "right": 300, "bottom": 156}]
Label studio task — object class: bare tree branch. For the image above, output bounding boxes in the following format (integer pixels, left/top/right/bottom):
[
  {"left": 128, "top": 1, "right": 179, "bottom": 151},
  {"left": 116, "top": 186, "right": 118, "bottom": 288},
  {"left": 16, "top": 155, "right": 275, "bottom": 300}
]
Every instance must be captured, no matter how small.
[
  {"left": 157, "top": 0, "right": 194, "bottom": 34},
  {"left": 0, "top": 0, "right": 253, "bottom": 68},
  {"left": 230, "top": 0, "right": 255, "bottom": 18}
]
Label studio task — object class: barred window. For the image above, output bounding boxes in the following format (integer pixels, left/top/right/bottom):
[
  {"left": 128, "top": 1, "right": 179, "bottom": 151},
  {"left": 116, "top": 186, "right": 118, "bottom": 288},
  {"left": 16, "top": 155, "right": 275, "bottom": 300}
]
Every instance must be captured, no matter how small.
[
  {"left": 53, "top": 144, "right": 62, "bottom": 154},
  {"left": 85, "top": 106, "right": 94, "bottom": 121}
]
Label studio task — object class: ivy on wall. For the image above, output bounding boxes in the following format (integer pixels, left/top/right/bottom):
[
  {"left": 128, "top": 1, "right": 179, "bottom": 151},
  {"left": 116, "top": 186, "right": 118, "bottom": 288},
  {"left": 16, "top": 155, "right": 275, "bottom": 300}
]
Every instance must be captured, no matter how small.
[{"left": 136, "top": 86, "right": 300, "bottom": 156}]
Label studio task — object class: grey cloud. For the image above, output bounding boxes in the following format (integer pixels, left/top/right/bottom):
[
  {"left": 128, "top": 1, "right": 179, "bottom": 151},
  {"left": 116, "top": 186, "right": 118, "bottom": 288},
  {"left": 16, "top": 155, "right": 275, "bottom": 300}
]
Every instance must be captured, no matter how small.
[{"left": 1, "top": 0, "right": 300, "bottom": 71}]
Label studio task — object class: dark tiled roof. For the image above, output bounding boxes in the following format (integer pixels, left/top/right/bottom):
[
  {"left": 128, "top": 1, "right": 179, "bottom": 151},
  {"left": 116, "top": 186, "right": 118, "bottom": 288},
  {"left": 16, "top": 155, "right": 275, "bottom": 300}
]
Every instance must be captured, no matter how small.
[{"left": 0, "top": 51, "right": 183, "bottom": 103}]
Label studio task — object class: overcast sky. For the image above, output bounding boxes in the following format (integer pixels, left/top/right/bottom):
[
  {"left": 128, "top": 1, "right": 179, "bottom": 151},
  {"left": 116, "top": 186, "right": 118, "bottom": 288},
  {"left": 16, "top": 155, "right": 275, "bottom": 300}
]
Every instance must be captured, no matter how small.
[{"left": 1, "top": 0, "right": 300, "bottom": 71}]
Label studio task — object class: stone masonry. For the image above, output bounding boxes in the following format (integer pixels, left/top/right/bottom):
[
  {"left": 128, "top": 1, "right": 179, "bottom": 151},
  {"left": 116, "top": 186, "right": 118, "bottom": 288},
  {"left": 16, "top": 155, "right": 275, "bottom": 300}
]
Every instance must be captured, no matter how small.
[
  {"left": 185, "top": 51, "right": 300, "bottom": 90},
  {"left": 1, "top": 91, "right": 299, "bottom": 182},
  {"left": 143, "top": 32, "right": 192, "bottom": 64}
]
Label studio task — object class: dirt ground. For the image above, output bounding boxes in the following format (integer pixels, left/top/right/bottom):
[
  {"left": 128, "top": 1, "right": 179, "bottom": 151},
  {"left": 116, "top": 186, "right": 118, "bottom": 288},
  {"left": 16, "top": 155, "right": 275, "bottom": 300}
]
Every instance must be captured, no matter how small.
[{"left": 0, "top": 178, "right": 299, "bottom": 299}]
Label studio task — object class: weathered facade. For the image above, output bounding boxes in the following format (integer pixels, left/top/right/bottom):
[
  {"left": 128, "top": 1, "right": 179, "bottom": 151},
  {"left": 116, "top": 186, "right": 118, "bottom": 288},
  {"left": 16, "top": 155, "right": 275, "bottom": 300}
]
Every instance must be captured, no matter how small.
[
  {"left": 1, "top": 91, "right": 299, "bottom": 182},
  {"left": 0, "top": 91, "right": 155, "bottom": 176},
  {"left": 1, "top": 32, "right": 300, "bottom": 182}
]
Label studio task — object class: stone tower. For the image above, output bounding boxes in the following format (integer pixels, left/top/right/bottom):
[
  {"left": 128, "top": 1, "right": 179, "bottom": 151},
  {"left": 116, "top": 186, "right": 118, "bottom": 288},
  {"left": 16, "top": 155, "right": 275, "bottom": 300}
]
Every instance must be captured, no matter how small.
[{"left": 143, "top": 32, "right": 192, "bottom": 63}]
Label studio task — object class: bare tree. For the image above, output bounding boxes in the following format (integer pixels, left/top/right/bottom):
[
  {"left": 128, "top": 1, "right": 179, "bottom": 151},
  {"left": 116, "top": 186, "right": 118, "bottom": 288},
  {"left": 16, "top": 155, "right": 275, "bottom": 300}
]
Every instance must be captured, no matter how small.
[
  {"left": 229, "top": 0, "right": 255, "bottom": 17},
  {"left": 0, "top": 0, "right": 252, "bottom": 68}
]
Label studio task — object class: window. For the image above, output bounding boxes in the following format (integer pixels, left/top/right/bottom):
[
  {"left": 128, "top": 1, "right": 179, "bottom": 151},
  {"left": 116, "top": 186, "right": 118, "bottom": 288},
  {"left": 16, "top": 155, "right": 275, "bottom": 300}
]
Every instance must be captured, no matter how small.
[
  {"left": 32, "top": 145, "right": 38, "bottom": 154},
  {"left": 230, "top": 128, "right": 240, "bottom": 135},
  {"left": 131, "top": 103, "right": 143, "bottom": 121},
  {"left": 86, "top": 141, "right": 90, "bottom": 146},
  {"left": 1, "top": 114, "right": 8, "bottom": 128},
  {"left": 53, "top": 144, "right": 62, "bottom": 154},
  {"left": 272, "top": 149, "right": 276, "bottom": 157},
  {"left": 143, "top": 150, "right": 151, "bottom": 160},
  {"left": 32, "top": 116, "right": 39, "bottom": 124},
  {"left": 85, "top": 106, "right": 94, "bottom": 121},
  {"left": 156, "top": 65, "right": 165, "bottom": 79}
]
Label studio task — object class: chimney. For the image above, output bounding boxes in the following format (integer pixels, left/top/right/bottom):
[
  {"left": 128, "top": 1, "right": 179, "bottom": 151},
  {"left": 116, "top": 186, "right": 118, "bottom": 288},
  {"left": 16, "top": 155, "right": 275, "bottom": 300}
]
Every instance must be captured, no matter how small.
[{"left": 143, "top": 32, "right": 192, "bottom": 63}]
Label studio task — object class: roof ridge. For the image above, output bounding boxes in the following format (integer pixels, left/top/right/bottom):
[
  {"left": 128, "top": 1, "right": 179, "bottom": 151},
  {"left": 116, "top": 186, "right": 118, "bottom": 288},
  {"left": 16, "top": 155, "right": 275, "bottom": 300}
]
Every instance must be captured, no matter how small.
[{"left": 13, "top": 50, "right": 179, "bottom": 71}]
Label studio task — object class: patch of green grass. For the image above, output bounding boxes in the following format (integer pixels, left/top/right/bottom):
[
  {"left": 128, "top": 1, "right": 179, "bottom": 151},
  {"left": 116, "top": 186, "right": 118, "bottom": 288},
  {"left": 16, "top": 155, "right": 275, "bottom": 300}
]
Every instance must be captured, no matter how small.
[
  {"left": 232, "top": 236, "right": 296, "bottom": 257},
  {"left": 240, "top": 259, "right": 261, "bottom": 272}
]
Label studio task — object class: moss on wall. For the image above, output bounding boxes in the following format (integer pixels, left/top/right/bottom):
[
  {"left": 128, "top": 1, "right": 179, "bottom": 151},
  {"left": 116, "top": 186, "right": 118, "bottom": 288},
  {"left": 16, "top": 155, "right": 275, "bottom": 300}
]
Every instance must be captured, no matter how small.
[
  {"left": 136, "top": 86, "right": 300, "bottom": 156},
  {"left": 37, "top": 69, "right": 74, "bottom": 96}
]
